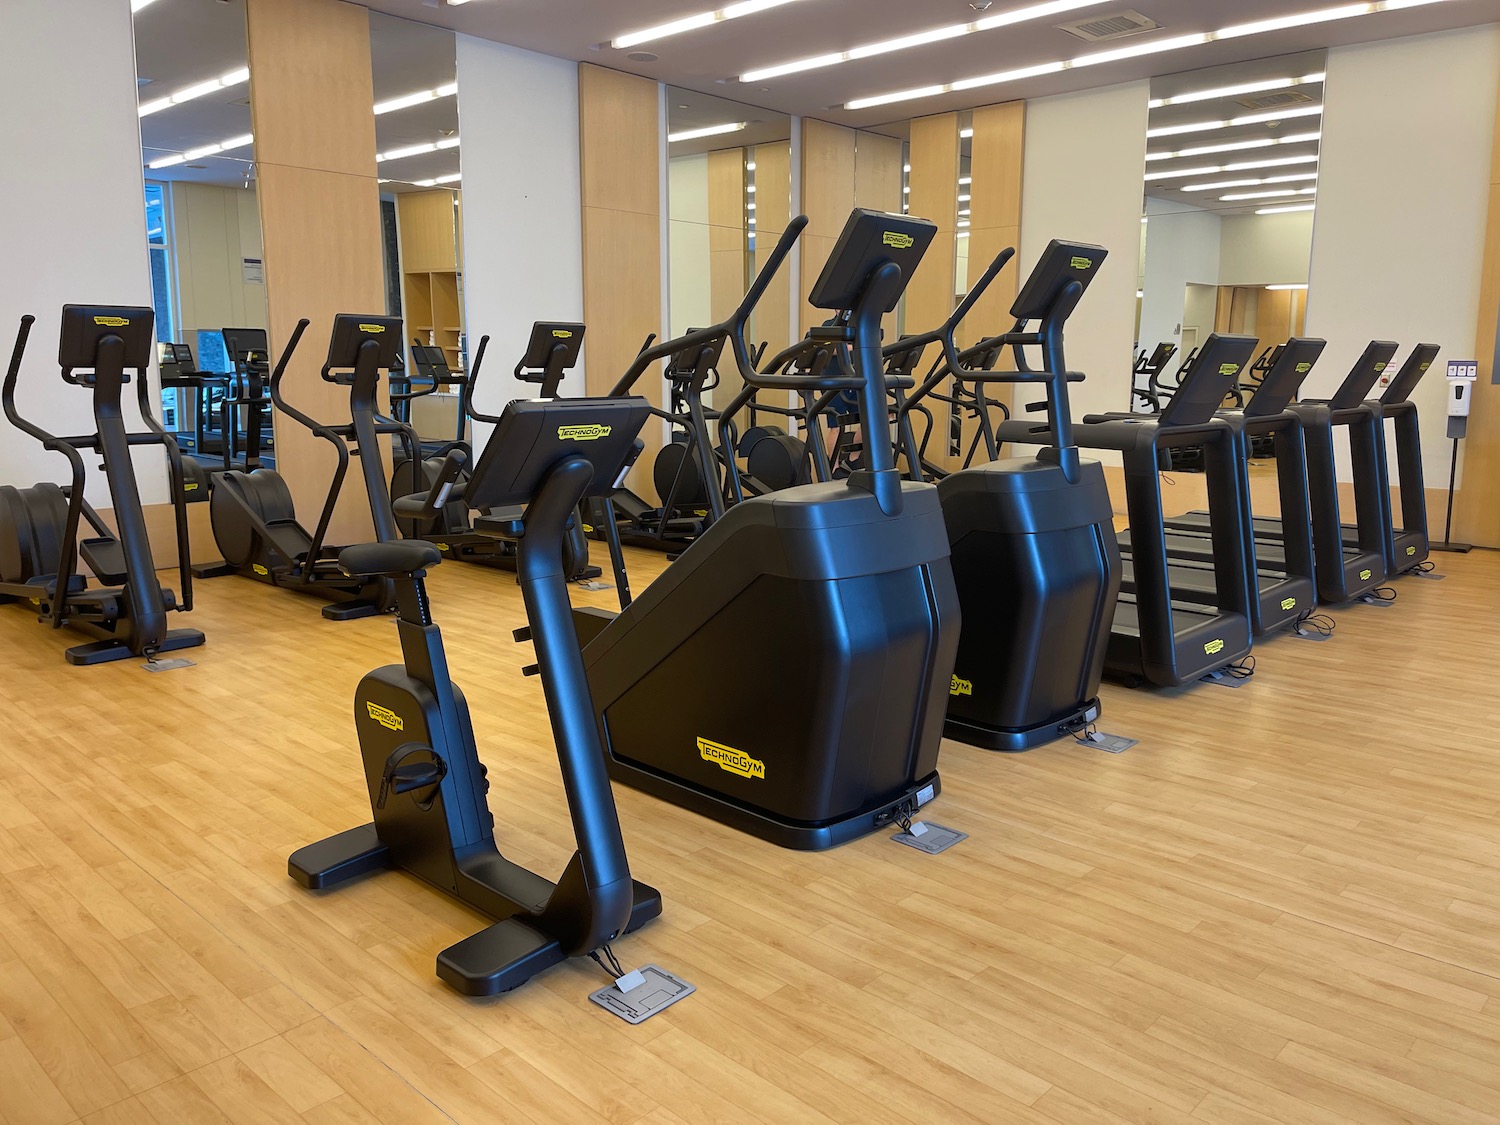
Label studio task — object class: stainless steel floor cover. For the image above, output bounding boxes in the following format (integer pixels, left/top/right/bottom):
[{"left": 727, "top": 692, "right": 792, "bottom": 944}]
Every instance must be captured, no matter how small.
[
  {"left": 891, "top": 823, "right": 967, "bottom": 854},
  {"left": 589, "top": 965, "right": 695, "bottom": 1024}
]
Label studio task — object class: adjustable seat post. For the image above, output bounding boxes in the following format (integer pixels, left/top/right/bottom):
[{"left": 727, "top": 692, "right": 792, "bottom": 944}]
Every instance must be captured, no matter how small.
[{"left": 394, "top": 570, "right": 433, "bottom": 628}]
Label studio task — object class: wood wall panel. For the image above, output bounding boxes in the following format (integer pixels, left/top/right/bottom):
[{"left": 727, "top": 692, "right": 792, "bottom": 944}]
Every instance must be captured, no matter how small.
[
  {"left": 395, "top": 190, "right": 457, "bottom": 275},
  {"left": 707, "top": 149, "right": 748, "bottom": 401},
  {"left": 1454, "top": 83, "right": 1500, "bottom": 546},
  {"left": 751, "top": 142, "right": 793, "bottom": 363},
  {"left": 799, "top": 120, "right": 857, "bottom": 334},
  {"left": 247, "top": 0, "right": 385, "bottom": 547},
  {"left": 578, "top": 64, "right": 661, "bottom": 491},
  {"left": 966, "top": 101, "right": 1026, "bottom": 423}
]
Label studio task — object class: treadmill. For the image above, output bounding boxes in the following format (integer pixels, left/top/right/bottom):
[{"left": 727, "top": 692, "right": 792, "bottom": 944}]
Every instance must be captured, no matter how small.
[
  {"left": 1112, "top": 338, "right": 1325, "bottom": 636},
  {"left": 1171, "top": 342, "right": 1393, "bottom": 603},
  {"left": 996, "top": 332, "right": 1259, "bottom": 687},
  {"left": 1348, "top": 342, "right": 1440, "bottom": 574}
]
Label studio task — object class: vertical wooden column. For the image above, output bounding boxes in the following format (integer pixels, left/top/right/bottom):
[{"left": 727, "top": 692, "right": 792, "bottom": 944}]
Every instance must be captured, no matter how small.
[
  {"left": 579, "top": 64, "right": 662, "bottom": 490},
  {"left": 799, "top": 119, "right": 857, "bottom": 333},
  {"left": 1455, "top": 86, "right": 1500, "bottom": 546},
  {"left": 852, "top": 131, "right": 905, "bottom": 344},
  {"left": 906, "top": 111, "right": 961, "bottom": 467},
  {"left": 966, "top": 101, "right": 1025, "bottom": 419},
  {"left": 752, "top": 141, "right": 793, "bottom": 363},
  {"left": 247, "top": 0, "right": 384, "bottom": 545},
  {"left": 707, "top": 148, "right": 749, "bottom": 402}
]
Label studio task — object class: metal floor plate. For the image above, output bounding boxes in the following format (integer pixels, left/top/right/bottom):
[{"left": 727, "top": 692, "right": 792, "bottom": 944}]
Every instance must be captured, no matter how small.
[{"left": 589, "top": 965, "right": 695, "bottom": 1024}]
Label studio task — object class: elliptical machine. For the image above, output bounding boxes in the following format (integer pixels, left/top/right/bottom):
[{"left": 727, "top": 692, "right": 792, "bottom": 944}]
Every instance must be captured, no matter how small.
[
  {"left": 289, "top": 394, "right": 661, "bottom": 997},
  {"left": 390, "top": 322, "right": 598, "bottom": 580},
  {"left": 0, "top": 306, "right": 204, "bottom": 664},
  {"left": 195, "top": 316, "right": 410, "bottom": 619}
]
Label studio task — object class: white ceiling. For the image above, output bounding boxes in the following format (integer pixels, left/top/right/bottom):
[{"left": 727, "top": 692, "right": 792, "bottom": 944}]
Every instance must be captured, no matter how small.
[
  {"left": 354, "top": 0, "right": 1496, "bottom": 130},
  {"left": 132, "top": 0, "right": 459, "bottom": 192}
]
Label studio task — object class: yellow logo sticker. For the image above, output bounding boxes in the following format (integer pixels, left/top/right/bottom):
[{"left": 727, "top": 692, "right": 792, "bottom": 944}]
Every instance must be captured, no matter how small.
[
  {"left": 558, "top": 424, "right": 611, "bottom": 441},
  {"left": 950, "top": 675, "right": 972, "bottom": 697},
  {"left": 1419, "top": 362, "right": 1430, "bottom": 372},
  {"left": 1295, "top": 362, "right": 1311, "bottom": 374},
  {"left": 551, "top": 329, "right": 573, "bottom": 339},
  {"left": 697, "top": 737, "right": 764, "bottom": 780},
  {"left": 1204, "top": 638, "right": 1225, "bottom": 655},
  {"left": 252, "top": 563, "right": 269, "bottom": 576},
  {"left": 438, "top": 543, "right": 450, "bottom": 551},
  {"left": 1280, "top": 597, "right": 1297, "bottom": 611},
  {"left": 1219, "top": 364, "right": 1240, "bottom": 377},
  {"left": 1360, "top": 568, "right": 1372, "bottom": 580},
  {"left": 183, "top": 482, "right": 198, "bottom": 491},
  {"left": 358, "top": 323, "right": 386, "bottom": 333},
  {"left": 883, "top": 232, "right": 914, "bottom": 249},
  {"left": 1406, "top": 545, "right": 1416, "bottom": 555},
  {"left": 1375, "top": 362, "right": 1388, "bottom": 372},
  {"left": 1070, "top": 256, "right": 1094, "bottom": 270},
  {"left": 93, "top": 315, "right": 129, "bottom": 327},
  {"left": 366, "top": 702, "right": 404, "bottom": 732}
]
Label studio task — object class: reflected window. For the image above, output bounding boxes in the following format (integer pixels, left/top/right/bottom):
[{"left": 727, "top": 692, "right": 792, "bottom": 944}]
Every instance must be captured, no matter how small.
[{"left": 144, "top": 183, "right": 175, "bottom": 344}]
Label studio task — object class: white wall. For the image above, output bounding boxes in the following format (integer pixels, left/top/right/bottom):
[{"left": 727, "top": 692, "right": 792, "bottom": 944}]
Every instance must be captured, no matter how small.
[
  {"left": 454, "top": 36, "right": 584, "bottom": 452},
  {"left": 170, "top": 182, "right": 266, "bottom": 338},
  {"left": 0, "top": 0, "right": 165, "bottom": 507},
  {"left": 668, "top": 154, "right": 712, "bottom": 338},
  {"left": 1306, "top": 24, "right": 1500, "bottom": 487},
  {"left": 1021, "top": 80, "right": 1151, "bottom": 456},
  {"left": 1138, "top": 199, "right": 1221, "bottom": 360},
  {"left": 1218, "top": 211, "right": 1314, "bottom": 287}
]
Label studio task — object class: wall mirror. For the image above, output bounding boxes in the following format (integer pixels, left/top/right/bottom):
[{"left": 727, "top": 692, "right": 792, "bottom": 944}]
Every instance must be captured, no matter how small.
[
  {"left": 665, "top": 87, "right": 793, "bottom": 411},
  {"left": 132, "top": 0, "right": 265, "bottom": 471},
  {"left": 368, "top": 11, "right": 462, "bottom": 452},
  {"left": 1135, "top": 50, "right": 1325, "bottom": 414}
]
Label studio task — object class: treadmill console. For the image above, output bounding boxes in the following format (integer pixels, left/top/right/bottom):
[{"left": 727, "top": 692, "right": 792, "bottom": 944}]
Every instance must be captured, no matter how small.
[
  {"left": 1242, "top": 337, "right": 1327, "bottom": 417},
  {"left": 59, "top": 305, "right": 155, "bottom": 370},
  {"left": 1379, "top": 342, "right": 1441, "bottom": 406},
  {"left": 223, "top": 327, "right": 270, "bottom": 369},
  {"left": 1157, "top": 333, "right": 1259, "bottom": 428},
  {"left": 1328, "top": 340, "right": 1399, "bottom": 410},
  {"left": 1011, "top": 239, "right": 1108, "bottom": 321},
  {"left": 809, "top": 209, "right": 936, "bottom": 312}
]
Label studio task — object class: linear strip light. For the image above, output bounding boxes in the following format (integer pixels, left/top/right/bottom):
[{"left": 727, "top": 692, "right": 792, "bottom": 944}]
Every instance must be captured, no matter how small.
[
  {"left": 668, "top": 121, "right": 748, "bottom": 142},
  {"left": 740, "top": 0, "right": 1105, "bottom": 82},
  {"left": 844, "top": 0, "right": 1456, "bottom": 111},
  {"left": 131, "top": 0, "right": 159, "bottom": 11},
  {"left": 375, "top": 83, "right": 458, "bottom": 115},
  {"left": 148, "top": 133, "right": 253, "bottom": 169},
  {"left": 413, "top": 173, "right": 463, "bottom": 187},
  {"left": 377, "top": 136, "right": 460, "bottom": 163},
  {"left": 1257, "top": 203, "right": 1317, "bottom": 214},
  {"left": 1266, "top": 283, "right": 1309, "bottom": 290},
  {"left": 1183, "top": 172, "right": 1318, "bottom": 190},
  {"left": 138, "top": 67, "right": 249, "bottom": 117},
  {"left": 1150, "top": 72, "right": 1325, "bottom": 108},
  {"left": 1145, "top": 153, "right": 1320, "bottom": 181},
  {"left": 1146, "top": 104, "right": 1323, "bottom": 139},
  {"left": 1147, "top": 130, "right": 1320, "bottom": 161},
  {"left": 1219, "top": 186, "right": 1317, "bottom": 200},
  {"left": 614, "top": 0, "right": 808, "bottom": 50}
]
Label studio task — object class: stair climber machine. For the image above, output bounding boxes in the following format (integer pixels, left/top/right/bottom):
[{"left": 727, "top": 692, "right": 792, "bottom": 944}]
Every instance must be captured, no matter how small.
[
  {"left": 895, "top": 240, "right": 1121, "bottom": 750},
  {"left": 1101, "top": 338, "right": 1325, "bottom": 638},
  {"left": 195, "top": 315, "right": 413, "bottom": 619},
  {"left": 390, "top": 323, "right": 598, "bottom": 580},
  {"left": 0, "top": 307, "right": 204, "bottom": 664},
  {"left": 997, "top": 332, "right": 1260, "bottom": 687},
  {"left": 289, "top": 395, "right": 662, "bottom": 997},
  {"left": 578, "top": 210, "right": 961, "bottom": 850},
  {"left": 1169, "top": 341, "right": 1398, "bottom": 604}
]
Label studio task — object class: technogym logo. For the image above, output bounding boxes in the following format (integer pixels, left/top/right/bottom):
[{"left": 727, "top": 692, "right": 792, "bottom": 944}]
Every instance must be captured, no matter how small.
[
  {"left": 1375, "top": 362, "right": 1388, "bottom": 372},
  {"left": 1295, "top": 363, "right": 1311, "bottom": 374},
  {"left": 1204, "top": 638, "right": 1225, "bottom": 655},
  {"left": 358, "top": 323, "right": 386, "bottom": 333},
  {"left": 697, "top": 737, "right": 764, "bottom": 780},
  {"left": 551, "top": 329, "right": 573, "bottom": 338},
  {"left": 365, "top": 702, "right": 404, "bottom": 732},
  {"left": 883, "top": 232, "right": 914, "bottom": 249},
  {"left": 1070, "top": 256, "right": 1093, "bottom": 270},
  {"left": 950, "top": 675, "right": 972, "bottom": 697},
  {"left": 93, "top": 315, "right": 129, "bottom": 327},
  {"left": 558, "top": 424, "right": 612, "bottom": 441},
  {"left": 1360, "top": 569, "right": 1373, "bottom": 581},
  {"left": 1280, "top": 597, "right": 1297, "bottom": 611},
  {"left": 1219, "top": 364, "right": 1240, "bottom": 377}
]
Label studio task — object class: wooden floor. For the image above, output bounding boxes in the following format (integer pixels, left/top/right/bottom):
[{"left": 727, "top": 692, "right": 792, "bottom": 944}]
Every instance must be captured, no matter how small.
[{"left": 2, "top": 541, "right": 1499, "bottom": 1125}]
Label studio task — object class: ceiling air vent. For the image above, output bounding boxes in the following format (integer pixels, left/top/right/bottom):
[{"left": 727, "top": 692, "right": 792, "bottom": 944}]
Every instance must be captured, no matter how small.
[
  {"left": 1056, "top": 10, "right": 1161, "bottom": 43},
  {"left": 1235, "top": 89, "right": 1317, "bottom": 112}
]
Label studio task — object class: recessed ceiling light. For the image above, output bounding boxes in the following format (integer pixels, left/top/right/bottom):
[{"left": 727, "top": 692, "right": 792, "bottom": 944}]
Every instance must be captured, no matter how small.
[
  {"left": 139, "top": 66, "right": 249, "bottom": 118},
  {"left": 668, "top": 121, "right": 748, "bottom": 142},
  {"left": 1256, "top": 203, "right": 1317, "bottom": 214},
  {"left": 739, "top": 0, "right": 1104, "bottom": 83},
  {"left": 614, "top": 0, "right": 809, "bottom": 50},
  {"left": 843, "top": 0, "right": 1455, "bottom": 112}
]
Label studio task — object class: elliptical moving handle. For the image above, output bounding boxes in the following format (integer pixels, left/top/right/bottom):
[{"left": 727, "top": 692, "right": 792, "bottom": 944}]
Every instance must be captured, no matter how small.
[{"left": 885, "top": 246, "right": 1015, "bottom": 381}]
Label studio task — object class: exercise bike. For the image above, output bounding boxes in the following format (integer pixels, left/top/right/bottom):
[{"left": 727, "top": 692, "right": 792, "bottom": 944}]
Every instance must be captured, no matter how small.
[
  {"left": 195, "top": 315, "right": 410, "bottom": 619},
  {"left": 289, "top": 394, "right": 661, "bottom": 996}
]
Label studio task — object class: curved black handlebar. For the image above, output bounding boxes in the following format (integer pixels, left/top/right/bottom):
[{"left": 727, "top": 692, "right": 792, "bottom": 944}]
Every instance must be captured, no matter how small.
[{"left": 883, "top": 246, "right": 1015, "bottom": 381}]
